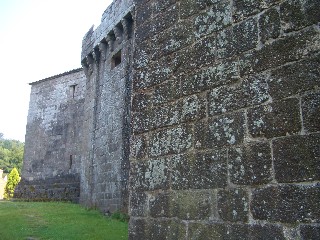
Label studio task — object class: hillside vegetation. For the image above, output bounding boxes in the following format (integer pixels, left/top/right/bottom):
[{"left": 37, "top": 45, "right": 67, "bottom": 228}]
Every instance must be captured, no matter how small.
[{"left": 0, "top": 133, "right": 24, "bottom": 174}]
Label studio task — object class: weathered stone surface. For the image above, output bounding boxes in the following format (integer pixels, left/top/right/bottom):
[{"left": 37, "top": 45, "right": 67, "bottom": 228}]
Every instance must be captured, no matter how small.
[
  {"left": 268, "top": 55, "right": 320, "bottom": 100},
  {"left": 251, "top": 184, "right": 320, "bottom": 223},
  {"left": 182, "top": 59, "right": 240, "bottom": 96},
  {"left": 259, "top": 7, "right": 280, "bottom": 43},
  {"left": 14, "top": 174, "right": 80, "bottom": 202},
  {"left": 227, "top": 224, "right": 249, "bottom": 240},
  {"left": 170, "top": 153, "right": 194, "bottom": 190},
  {"left": 151, "top": 20, "right": 194, "bottom": 59},
  {"left": 129, "top": 191, "right": 148, "bottom": 217},
  {"left": 229, "top": 142, "right": 272, "bottom": 185},
  {"left": 180, "top": 94, "right": 207, "bottom": 122},
  {"left": 132, "top": 110, "right": 153, "bottom": 133},
  {"left": 300, "top": 225, "right": 320, "bottom": 240},
  {"left": 189, "top": 34, "right": 216, "bottom": 70},
  {"left": 195, "top": 112, "right": 245, "bottom": 149},
  {"left": 170, "top": 151, "right": 228, "bottom": 190},
  {"left": 273, "top": 134, "right": 320, "bottom": 183},
  {"left": 132, "top": 92, "right": 151, "bottom": 110},
  {"left": 23, "top": 69, "right": 86, "bottom": 181},
  {"left": 280, "top": 0, "right": 320, "bottom": 32},
  {"left": 130, "top": 134, "right": 148, "bottom": 159},
  {"left": 151, "top": 79, "right": 180, "bottom": 106},
  {"left": 130, "top": 158, "right": 170, "bottom": 191},
  {"left": 129, "top": 0, "right": 320, "bottom": 238},
  {"left": 136, "top": 2, "right": 180, "bottom": 43},
  {"left": 188, "top": 223, "right": 285, "bottom": 239},
  {"left": 180, "top": 0, "right": 208, "bottom": 18},
  {"left": 302, "top": 92, "right": 320, "bottom": 132},
  {"left": 208, "top": 74, "right": 270, "bottom": 115},
  {"left": 216, "top": 28, "right": 235, "bottom": 59},
  {"left": 152, "top": 103, "right": 181, "bottom": 128},
  {"left": 172, "top": 190, "right": 212, "bottom": 220},
  {"left": 153, "top": 0, "right": 176, "bottom": 15},
  {"left": 133, "top": 56, "right": 177, "bottom": 91},
  {"left": 233, "top": 17, "right": 258, "bottom": 53},
  {"left": 148, "top": 219, "right": 186, "bottom": 240},
  {"left": 188, "top": 223, "right": 226, "bottom": 239},
  {"left": 148, "top": 124, "right": 193, "bottom": 157},
  {"left": 218, "top": 188, "right": 249, "bottom": 222},
  {"left": 194, "top": 0, "right": 232, "bottom": 38},
  {"left": 233, "top": 0, "right": 260, "bottom": 22},
  {"left": 248, "top": 98, "right": 301, "bottom": 138},
  {"left": 192, "top": 150, "right": 228, "bottom": 189},
  {"left": 135, "top": 3, "right": 152, "bottom": 26},
  {"left": 128, "top": 218, "right": 147, "bottom": 240},
  {"left": 240, "top": 27, "right": 320, "bottom": 74},
  {"left": 151, "top": 4, "right": 179, "bottom": 34},
  {"left": 249, "top": 224, "right": 285, "bottom": 240},
  {"left": 148, "top": 192, "right": 172, "bottom": 218}
]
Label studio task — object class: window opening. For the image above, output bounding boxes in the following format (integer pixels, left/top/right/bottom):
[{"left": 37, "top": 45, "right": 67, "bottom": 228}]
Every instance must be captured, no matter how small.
[
  {"left": 69, "top": 155, "right": 73, "bottom": 169},
  {"left": 70, "top": 84, "right": 77, "bottom": 98},
  {"left": 112, "top": 50, "right": 122, "bottom": 69}
]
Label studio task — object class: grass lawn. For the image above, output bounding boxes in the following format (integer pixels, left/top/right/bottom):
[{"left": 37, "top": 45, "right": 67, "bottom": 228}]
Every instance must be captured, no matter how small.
[{"left": 0, "top": 201, "right": 128, "bottom": 240}]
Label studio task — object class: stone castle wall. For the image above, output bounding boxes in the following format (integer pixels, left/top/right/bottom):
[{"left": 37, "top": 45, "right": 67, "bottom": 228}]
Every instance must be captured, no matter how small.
[
  {"left": 14, "top": 174, "right": 80, "bottom": 202},
  {"left": 128, "top": 0, "right": 319, "bottom": 239},
  {"left": 16, "top": 68, "right": 86, "bottom": 201},
  {"left": 18, "top": 0, "right": 135, "bottom": 211},
  {"left": 79, "top": 0, "right": 134, "bottom": 212}
]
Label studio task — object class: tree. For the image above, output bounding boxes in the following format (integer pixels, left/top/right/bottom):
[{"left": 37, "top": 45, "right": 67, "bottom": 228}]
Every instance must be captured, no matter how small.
[
  {"left": 4, "top": 167, "right": 21, "bottom": 199},
  {"left": 0, "top": 138, "right": 24, "bottom": 174}
]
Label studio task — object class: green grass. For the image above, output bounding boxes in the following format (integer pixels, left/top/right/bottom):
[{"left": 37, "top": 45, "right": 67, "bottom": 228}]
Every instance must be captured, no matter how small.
[{"left": 0, "top": 201, "right": 128, "bottom": 240}]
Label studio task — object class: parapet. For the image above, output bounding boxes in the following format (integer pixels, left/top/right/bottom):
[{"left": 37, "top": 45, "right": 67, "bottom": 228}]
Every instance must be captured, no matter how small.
[{"left": 81, "top": 0, "right": 134, "bottom": 61}]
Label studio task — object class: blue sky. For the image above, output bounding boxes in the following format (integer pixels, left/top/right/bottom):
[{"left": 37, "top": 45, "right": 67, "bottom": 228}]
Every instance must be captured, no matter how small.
[{"left": 0, "top": 0, "right": 112, "bottom": 141}]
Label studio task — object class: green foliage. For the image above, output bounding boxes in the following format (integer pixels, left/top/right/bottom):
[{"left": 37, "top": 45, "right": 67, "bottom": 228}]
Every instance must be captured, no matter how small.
[
  {"left": 4, "top": 168, "right": 21, "bottom": 199},
  {"left": 111, "top": 210, "right": 130, "bottom": 222},
  {"left": 0, "top": 133, "right": 24, "bottom": 174},
  {"left": 0, "top": 201, "right": 128, "bottom": 240}
]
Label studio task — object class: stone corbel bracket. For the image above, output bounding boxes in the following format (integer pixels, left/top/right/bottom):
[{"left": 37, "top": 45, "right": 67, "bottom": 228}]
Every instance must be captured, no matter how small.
[{"left": 81, "top": 54, "right": 94, "bottom": 77}]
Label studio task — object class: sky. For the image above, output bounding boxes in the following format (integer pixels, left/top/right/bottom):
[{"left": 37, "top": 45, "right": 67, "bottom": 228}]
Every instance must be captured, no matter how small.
[{"left": 0, "top": 0, "right": 113, "bottom": 142}]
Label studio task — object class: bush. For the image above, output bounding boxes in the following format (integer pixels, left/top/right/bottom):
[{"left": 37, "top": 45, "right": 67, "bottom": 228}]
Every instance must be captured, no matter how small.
[
  {"left": 4, "top": 167, "right": 20, "bottom": 199},
  {"left": 111, "top": 211, "right": 130, "bottom": 222}
]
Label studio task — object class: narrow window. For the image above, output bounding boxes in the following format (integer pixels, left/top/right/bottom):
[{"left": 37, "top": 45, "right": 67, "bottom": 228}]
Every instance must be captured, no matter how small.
[
  {"left": 112, "top": 50, "right": 122, "bottom": 69},
  {"left": 70, "top": 84, "right": 77, "bottom": 98},
  {"left": 69, "top": 155, "right": 73, "bottom": 169}
]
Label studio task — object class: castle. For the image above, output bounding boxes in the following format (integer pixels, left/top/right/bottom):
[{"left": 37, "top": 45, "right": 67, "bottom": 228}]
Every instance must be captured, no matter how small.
[{"left": 15, "top": 0, "right": 319, "bottom": 239}]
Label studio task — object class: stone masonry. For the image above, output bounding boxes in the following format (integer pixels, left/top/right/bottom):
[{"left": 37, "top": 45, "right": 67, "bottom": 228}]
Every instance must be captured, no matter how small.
[
  {"left": 80, "top": 0, "right": 134, "bottom": 212},
  {"left": 18, "top": 0, "right": 319, "bottom": 239},
  {"left": 128, "top": 0, "right": 319, "bottom": 239},
  {"left": 15, "top": 68, "right": 85, "bottom": 202}
]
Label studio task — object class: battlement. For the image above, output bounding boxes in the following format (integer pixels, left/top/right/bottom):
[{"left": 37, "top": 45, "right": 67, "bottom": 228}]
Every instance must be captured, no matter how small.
[{"left": 81, "top": 0, "right": 133, "bottom": 60}]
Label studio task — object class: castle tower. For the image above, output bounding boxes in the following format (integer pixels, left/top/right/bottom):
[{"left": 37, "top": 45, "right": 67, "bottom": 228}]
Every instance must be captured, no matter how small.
[{"left": 80, "top": 0, "right": 134, "bottom": 213}]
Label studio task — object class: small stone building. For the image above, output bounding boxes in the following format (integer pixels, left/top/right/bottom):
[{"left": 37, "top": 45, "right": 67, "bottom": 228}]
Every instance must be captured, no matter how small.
[
  {"left": 0, "top": 169, "right": 7, "bottom": 199},
  {"left": 15, "top": 69, "right": 85, "bottom": 202}
]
